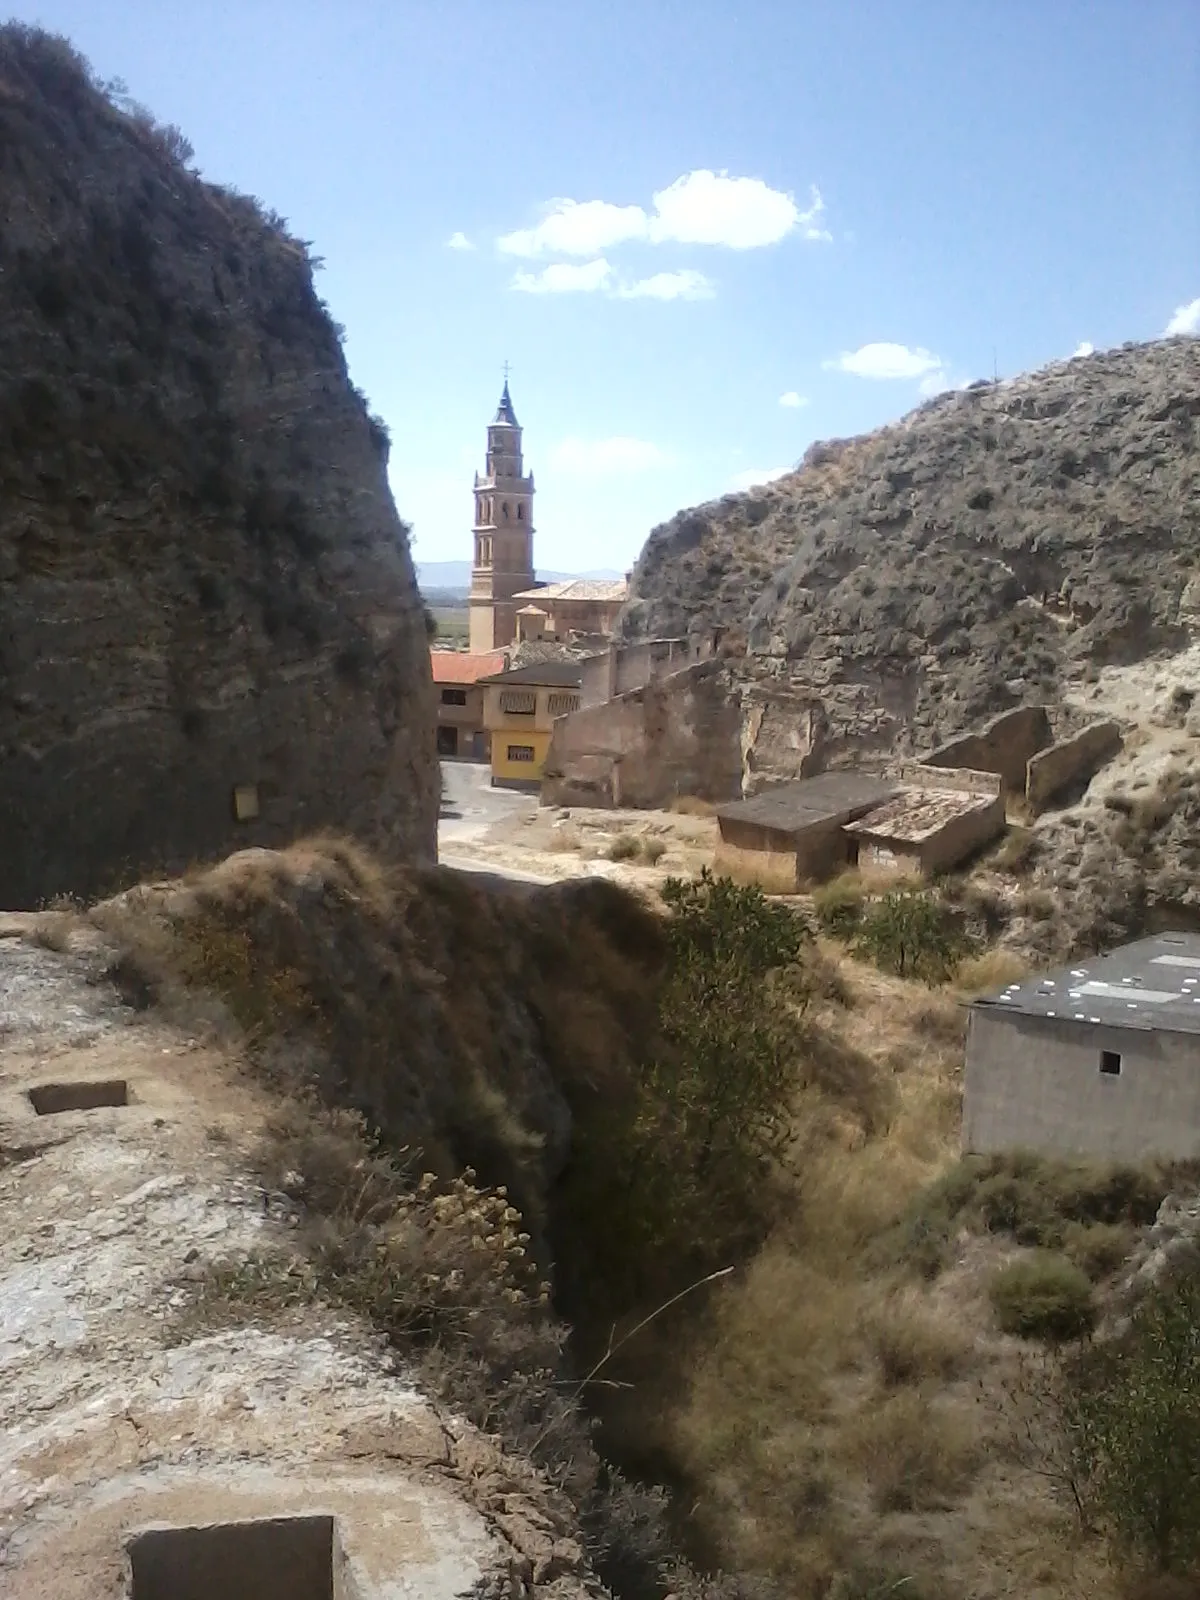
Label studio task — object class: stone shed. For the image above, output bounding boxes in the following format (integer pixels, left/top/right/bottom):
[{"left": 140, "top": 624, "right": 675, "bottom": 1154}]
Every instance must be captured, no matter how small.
[
  {"left": 964, "top": 933, "right": 1200, "bottom": 1162},
  {"left": 843, "top": 765, "right": 1005, "bottom": 876},
  {"left": 714, "top": 773, "right": 901, "bottom": 891}
]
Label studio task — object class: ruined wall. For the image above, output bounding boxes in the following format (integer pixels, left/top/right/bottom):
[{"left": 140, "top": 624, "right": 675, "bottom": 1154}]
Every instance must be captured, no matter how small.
[
  {"left": 739, "top": 687, "right": 830, "bottom": 795},
  {"left": 897, "top": 763, "right": 1003, "bottom": 798},
  {"left": 921, "top": 797, "right": 1007, "bottom": 872},
  {"left": 1026, "top": 720, "right": 1124, "bottom": 811},
  {"left": 542, "top": 661, "right": 742, "bottom": 809},
  {"left": 923, "top": 706, "right": 1052, "bottom": 795},
  {"left": 0, "top": 31, "right": 437, "bottom": 908},
  {"left": 579, "top": 637, "right": 705, "bottom": 709}
]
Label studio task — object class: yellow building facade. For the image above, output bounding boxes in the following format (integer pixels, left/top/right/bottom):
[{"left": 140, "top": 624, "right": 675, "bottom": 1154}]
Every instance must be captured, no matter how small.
[{"left": 478, "top": 662, "right": 582, "bottom": 789}]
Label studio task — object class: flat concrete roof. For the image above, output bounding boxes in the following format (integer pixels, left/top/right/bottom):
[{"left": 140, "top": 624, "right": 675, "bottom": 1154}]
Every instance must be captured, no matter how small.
[
  {"left": 716, "top": 773, "right": 901, "bottom": 833},
  {"left": 476, "top": 661, "right": 583, "bottom": 688},
  {"left": 973, "top": 933, "right": 1200, "bottom": 1035},
  {"left": 845, "top": 786, "right": 998, "bottom": 844}
]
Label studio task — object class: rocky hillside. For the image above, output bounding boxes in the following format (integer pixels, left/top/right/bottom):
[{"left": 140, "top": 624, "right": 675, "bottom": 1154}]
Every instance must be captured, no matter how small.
[
  {"left": 622, "top": 338, "right": 1200, "bottom": 756},
  {"left": 0, "top": 26, "right": 437, "bottom": 909}
]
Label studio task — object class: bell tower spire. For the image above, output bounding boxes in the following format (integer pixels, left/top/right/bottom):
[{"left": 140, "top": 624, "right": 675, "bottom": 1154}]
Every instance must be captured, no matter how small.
[{"left": 468, "top": 371, "right": 536, "bottom": 653}]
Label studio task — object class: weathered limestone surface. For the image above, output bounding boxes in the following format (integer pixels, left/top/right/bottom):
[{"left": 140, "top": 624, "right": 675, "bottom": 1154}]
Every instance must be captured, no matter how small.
[
  {"left": 0, "top": 922, "right": 599, "bottom": 1600},
  {"left": 0, "top": 31, "right": 436, "bottom": 908},
  {"left": 622, "top": 339, "right": 1200, "bottom": 758}
]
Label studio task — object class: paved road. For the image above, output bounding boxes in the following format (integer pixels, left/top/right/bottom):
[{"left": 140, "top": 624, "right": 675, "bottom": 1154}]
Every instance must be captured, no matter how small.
[{"left": 437, "top": 760, "right": 536, "bottom": 845}]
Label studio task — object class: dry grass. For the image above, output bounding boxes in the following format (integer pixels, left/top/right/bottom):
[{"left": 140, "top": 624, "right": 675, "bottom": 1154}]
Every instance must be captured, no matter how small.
[
  {"left": 661, "top": 949, "right": 985, "bottom": 1590},
  {"left": 992, "top": 824, "right": 1038, "bottom": 874},
  {"left": 954, "top": 947, "right": 1030, "bottom": 997},
  {"left": 840, "top": 1389, "right": 980, "bottom": 1513},
  {"left": 26, "top": 909, "right": 79, "bottom": 952},
  {"left": 866, "top": 1290, "right": 971, "bottom": 1387},
  {"left": 89, "top": 833, "right": 667, "bottom": 1243},
  {"left": 607, "top": 832, "right": 642, "bottom": 861},
  {"left": 670, "top": 794, "right": 716, "bottom": 817},
  {"left": 546, "top": 824, "right": 584, "bottom": 853}
]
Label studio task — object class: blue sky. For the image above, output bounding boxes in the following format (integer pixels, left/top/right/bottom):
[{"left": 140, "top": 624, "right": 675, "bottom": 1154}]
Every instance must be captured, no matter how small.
[{"left": 15, "top": 1, "right": 1200, "bottom": 572}]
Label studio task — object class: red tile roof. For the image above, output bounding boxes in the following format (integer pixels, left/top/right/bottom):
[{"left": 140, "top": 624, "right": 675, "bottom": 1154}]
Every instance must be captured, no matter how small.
[{"left": 429, "top": 649, "right": 507, "bottom": 685}]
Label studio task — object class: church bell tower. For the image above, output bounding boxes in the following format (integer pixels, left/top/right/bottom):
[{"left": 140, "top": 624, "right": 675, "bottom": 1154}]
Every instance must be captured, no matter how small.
[{"left": 468, "top": 376, "right": 536, "bottom": 653}]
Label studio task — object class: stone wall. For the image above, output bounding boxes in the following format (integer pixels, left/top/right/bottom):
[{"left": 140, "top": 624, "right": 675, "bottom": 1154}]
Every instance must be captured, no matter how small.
[
  {"left": 739, "top": 687, "right": 830, "bottom": 794},
  {"left": 1025, "top": 720, "right": 1123, "bottom": 811},
  {"left": 897, "top": 763, "right": 1002, "bottom": 798},
  {"left": 923, "top": 706, "right": 1052, "bottom": 794},
  {"left": 541, "top": 661, "right": 742, "bottom": 809},
  {"left": 0, "top": 34, "right": 437, "bottom": 907},
  {"left": 579, "top": 637, "right": 707, "bottom": 709}
]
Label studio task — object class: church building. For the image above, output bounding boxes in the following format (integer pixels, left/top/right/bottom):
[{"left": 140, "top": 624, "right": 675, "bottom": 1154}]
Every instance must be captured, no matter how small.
[{"left": 468, "top": 378, "right": 537, "bottom": 653}]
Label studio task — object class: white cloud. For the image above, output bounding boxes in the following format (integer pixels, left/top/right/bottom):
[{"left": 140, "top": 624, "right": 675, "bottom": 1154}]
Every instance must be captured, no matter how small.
[
  {"left": 731, "top": 466, "right": 792, "bottom": 491},
  {"left": 797, "top": 186, "right": 833, "bottom": 243},
  {"left": 446, "top": 231, "right": 475, "bottom": 251},
  {"left": 825, "top": 342, "right": 943, "bottom": 380},
  {"left": 614, "top": 268, "right": 715, "bottom": 301},
  {"left": 511, "top": 259, "right": 613, "bottom": 294},
  {"left": 1165, "top": 297, "right": 1200, "bottom": 336},
  {"left": 1071, "top": 341, "right": 1095, "bottom": 359},
  {"left": 499, "top": 200, "right": 646, "bottom": 259},
  {"left": 778, "top": 390, "right": 810, "bottom": 408},
  {"left": 498, "top": 170, "right": 827, "bottom": 258},
  {"left": 551, "top": 436, "right": 670, "bottom": 473},
  {"left": 648, "top": 171, "right": 818, "bottom": 249}
]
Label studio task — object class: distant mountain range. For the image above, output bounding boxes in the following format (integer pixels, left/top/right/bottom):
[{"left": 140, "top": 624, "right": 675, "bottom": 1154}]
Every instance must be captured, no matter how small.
[{"left": 417, "top": 560, "right": 622, "bottom": 599}]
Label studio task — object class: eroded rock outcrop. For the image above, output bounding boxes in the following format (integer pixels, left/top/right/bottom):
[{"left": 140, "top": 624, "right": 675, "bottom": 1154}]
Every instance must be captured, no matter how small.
[
  {"left": 0, "top": 27, "right": 436, "bottom": 908},
  {"left": 622, "top": 339, "right": 1200, "bottom": 760}
]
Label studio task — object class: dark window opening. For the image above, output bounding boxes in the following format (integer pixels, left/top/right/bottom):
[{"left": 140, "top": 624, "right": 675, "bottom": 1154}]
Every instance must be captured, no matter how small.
[
  {"left": 440, "top": 688, "right": 468, "bottom": 706},
  {"left": 436, "top": 725, "right": 458, "bottom": 756},
  {"left": 129, "top": 1515, "right": 336, "bottom": 1600},
  {"left": 507, "top": 744, "right": 536, "bottom": 762},
  {"left": 1100, "top": 1050, "right": 1122, "bottom": 1077}
]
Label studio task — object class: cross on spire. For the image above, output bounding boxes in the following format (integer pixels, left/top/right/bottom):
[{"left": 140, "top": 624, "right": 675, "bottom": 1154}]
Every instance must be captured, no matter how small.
[{"left": 502, "top": 359, "right": 511, "bottom": 382}]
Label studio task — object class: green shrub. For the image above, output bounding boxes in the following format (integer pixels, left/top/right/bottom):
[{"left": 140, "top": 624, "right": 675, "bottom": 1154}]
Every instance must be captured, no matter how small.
[
  {"left": 812, "top": 872, "right": 865, "bottom": 937},
  {"left": 888, "top": 1152, "right": 1171, "bottom": 1279},
  {"left": 560, "top": 870, "right": 813, "bottom": 1310},
  {"left": 989, "top": 1252, "right": 1095, "bottom": 1341},
  {"left": 1063, "top": 1220, "right": 1137, "bottom": 1281},
  {"left": 1058, "top": 1269, "right": 1200, "bottom": 1575},
  {"left": 852, "top": 888, "right": 965, "bottom": 981},
  {"left": 607, "top": 833, "right": 641, "bottom": 861}
]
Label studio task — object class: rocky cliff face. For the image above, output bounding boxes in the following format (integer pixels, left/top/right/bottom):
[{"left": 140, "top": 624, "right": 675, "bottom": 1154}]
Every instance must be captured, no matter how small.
[
  {"left": 0, "top": 26, "right": 437, "bottom": 908},
  {"left": 622, "top": 339, "right": 1200, "bottom": 758}
]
